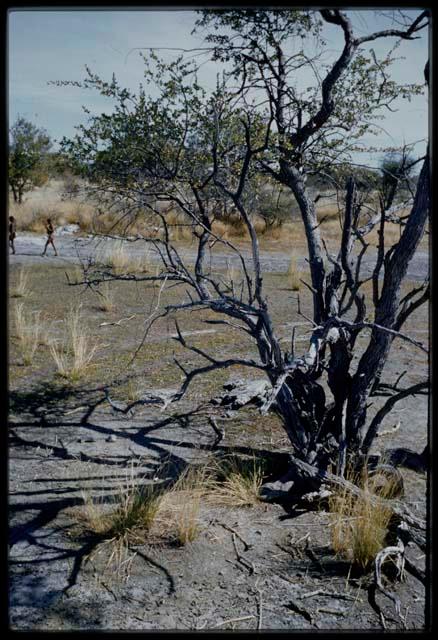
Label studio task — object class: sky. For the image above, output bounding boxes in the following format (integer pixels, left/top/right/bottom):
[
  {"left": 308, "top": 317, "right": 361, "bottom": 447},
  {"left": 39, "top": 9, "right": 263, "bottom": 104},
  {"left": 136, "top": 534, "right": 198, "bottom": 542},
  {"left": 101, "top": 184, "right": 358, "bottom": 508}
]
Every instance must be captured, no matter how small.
[{"left": 7, "top": 8, "right": 429, "bottom": 168}]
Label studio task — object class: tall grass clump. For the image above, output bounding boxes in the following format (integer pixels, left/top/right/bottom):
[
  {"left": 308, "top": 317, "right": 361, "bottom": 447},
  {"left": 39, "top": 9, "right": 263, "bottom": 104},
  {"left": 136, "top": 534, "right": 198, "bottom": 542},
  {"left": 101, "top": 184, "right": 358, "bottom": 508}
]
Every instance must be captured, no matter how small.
[
  {"left": 10, "top": 267, "right": 31, "bottom": 298},
  {"left": 75, "top": 473, "right": 165, "bottom": 576},
  {"left": 157, "top": 464, "right": 214, "bottom": 545},
  {"left": 100, "top": 242, "right": 130, "bottom": 275},
  {"left": 50, "top": 304, "right": 99, "bottom": 381},
  {"left": 97, "top": 281, "right": 115, "bottom": 312},
  {"left": 97, "top": 242, "right": 152, "bottom": 275},
  {"left": 328, "top": 466, "right": 396, "bottom": 571},
  {"left": 13, "top": 302, "right": 41, "bottom": 365},
  {"left": 287, "top": 255, "right": 301, "bottom": 291},
  {"left": 78, "top": 475, "right": 164, "bottom": 544}
]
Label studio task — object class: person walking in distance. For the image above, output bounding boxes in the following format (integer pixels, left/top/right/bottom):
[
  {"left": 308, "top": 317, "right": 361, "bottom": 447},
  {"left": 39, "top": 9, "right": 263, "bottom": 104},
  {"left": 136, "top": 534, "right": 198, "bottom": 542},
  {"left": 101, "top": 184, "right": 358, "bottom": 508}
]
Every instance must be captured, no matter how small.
[
  {"left": 41, "top": 218, "right": 58, "bottom": 256},
  {"left": 9, "top": 216, "right": 17, "bottom": 255}
]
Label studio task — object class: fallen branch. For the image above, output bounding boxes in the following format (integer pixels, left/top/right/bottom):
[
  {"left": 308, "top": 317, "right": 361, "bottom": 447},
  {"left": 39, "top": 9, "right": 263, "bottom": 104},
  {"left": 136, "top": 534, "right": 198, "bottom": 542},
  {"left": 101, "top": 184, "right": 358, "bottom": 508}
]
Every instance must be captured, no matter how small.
[{"left": 99, "top": 314, "right": 136, "bottom": 327}]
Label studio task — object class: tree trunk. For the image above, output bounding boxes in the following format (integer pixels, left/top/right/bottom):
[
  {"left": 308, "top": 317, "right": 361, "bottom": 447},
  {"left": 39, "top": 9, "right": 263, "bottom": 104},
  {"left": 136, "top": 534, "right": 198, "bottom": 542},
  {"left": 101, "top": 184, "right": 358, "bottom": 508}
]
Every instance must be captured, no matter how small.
[
  {"left": 346, "top": 155, "right": 429, "bottom": 453},
  {"left": 280, "top": 164, "right": 326, "bottom": 325}
]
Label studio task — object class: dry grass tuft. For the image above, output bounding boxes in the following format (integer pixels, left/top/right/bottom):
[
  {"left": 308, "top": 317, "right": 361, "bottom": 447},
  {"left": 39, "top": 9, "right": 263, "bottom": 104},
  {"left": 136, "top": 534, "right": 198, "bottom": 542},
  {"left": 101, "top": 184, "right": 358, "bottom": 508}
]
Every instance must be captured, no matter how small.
[
  {"left": 97, "top": 242, "right": 152, "bottom": 275},
  {"left": 78, "top": 475, "right": 164, "bottom": 544},
  {"left": 328, "top": 465, "right": 395, "bottom": 570},
  {"left": 10, "top": 267, "right": 31, "bottom": 299},
  {"left": 287, "top": 255, "right": 301, "bottom": 291},
  {"left": 50, "top": 304, "right": 99, "bottom": 381},
  {"left": 97, "top": 281, "right": 116, "bottom": 312},
  {"left": 13, "top": 302, "right": 41, "bottom": 365},
  {"left": 125, "top": 377, "right": 143, "bottom": 402},
  {"left": 206, "top": 454, "right": 266, "bottom": 508},
  {"left": 98, "top": 242, "right": 130, "bottom": 275},
  {"left": 157, "top": 465, "right": 213, "bottom": 545},
  {"left": 66, "top": 266, "right": 84, "bottom": 286}
]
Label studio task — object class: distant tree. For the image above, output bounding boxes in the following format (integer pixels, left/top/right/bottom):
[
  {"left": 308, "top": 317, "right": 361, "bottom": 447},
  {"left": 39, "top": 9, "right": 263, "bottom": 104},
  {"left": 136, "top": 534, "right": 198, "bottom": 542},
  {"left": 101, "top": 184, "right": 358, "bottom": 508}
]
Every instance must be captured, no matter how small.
[
  {"left": 8, "top": 116, "right": 52, "bottom": 203},
  {"left": 380, "top": 149, "right": 417, "bottom": 210}
]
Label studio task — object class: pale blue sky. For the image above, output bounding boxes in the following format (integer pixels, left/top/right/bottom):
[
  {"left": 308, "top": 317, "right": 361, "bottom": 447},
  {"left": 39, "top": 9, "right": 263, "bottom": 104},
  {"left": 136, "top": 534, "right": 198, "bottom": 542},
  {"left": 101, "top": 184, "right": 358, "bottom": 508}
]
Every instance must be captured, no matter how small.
[{"left": 8, "top": 9, "right": 429, "bottom": 167}]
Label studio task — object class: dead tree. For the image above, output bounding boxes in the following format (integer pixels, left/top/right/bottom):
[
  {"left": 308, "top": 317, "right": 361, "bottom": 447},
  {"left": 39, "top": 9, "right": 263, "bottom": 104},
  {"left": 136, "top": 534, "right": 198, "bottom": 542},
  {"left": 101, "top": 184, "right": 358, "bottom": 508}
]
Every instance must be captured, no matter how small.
[{"left": 59, "top": 10, "right": 429, "bottom": 573}]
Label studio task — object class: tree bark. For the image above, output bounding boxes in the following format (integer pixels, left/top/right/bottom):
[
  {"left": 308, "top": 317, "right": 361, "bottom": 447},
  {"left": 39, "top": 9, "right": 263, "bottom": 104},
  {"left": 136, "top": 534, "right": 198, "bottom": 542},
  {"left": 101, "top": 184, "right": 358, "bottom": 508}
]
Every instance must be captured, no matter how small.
[{"left": 346, "top": 155, "right": 430, "bottom": 452}]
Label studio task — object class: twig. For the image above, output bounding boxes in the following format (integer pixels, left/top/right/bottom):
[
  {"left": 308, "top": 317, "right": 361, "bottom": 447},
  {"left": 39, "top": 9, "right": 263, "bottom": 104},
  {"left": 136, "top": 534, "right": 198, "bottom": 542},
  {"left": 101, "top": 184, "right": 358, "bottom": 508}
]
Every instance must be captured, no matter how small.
[
  {"left": 374, "top": 542, "right": 405, "bottom": 619},
  {"left": 278, "top": 572, "right": 296, "bottom": 584},
  {"left": 217, "top": 522, "right": 252, "bottom": 551},
  {"left": 285, "top": 599, "right": 314, "bottom": 624},
  {"left": 231, "top": 533, "right": 255, "bottom": 574},
  {"left": 64, "top": 405, "right": 88, "bottom": 415},
  {"left": 255, "top": 579, "right": 263, "bottom": 630},
  {"left": 293, "top": 532, "right": 311, "bottom": 546},
  {"left": 101, "top": 581, "right": 118, "bottom": 601},
  {"left": 214, "top": 615, "right": 255, "bottom": 628},
  {"left": 301, "top": 589, "right": 361, "bottom": 602}
]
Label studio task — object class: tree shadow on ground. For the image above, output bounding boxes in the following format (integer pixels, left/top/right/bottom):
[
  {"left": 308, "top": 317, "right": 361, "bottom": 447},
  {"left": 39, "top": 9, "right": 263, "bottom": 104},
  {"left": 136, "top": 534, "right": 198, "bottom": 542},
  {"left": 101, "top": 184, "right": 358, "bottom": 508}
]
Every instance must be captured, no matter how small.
[{"left": 9, "top": 381, "right": 105, "bottom": 422}]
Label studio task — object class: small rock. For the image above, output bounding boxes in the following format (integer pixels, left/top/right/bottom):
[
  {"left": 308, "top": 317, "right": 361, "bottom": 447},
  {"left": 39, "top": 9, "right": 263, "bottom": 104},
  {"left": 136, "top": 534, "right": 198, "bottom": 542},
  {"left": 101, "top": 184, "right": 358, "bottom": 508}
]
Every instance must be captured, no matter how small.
[
  {"left": 259, "top": 480, "right": 294, "bottom": 502},
  {"left": 106, "top": 435, "right": 117, "bottom": 443}
]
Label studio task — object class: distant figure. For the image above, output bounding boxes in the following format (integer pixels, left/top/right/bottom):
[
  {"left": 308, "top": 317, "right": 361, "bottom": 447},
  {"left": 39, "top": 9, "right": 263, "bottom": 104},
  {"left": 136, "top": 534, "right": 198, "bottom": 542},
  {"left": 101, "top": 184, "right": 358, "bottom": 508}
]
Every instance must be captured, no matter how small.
[
  {"left": 41, "top": 218, "right": 58, "bottom": 256},
  {"left": 9, "top": 216, "right": 16, "bottom": 255}
]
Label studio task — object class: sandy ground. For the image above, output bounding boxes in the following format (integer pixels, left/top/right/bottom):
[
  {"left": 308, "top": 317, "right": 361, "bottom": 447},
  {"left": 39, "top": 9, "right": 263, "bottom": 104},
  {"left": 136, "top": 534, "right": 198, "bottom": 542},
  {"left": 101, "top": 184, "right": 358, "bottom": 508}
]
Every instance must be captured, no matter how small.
[
  {"left": 8, "top": 232, "right": 430, "bottom": 631},
  {"left": 9, "top": 231, "right": 430, "bottom": 281}
]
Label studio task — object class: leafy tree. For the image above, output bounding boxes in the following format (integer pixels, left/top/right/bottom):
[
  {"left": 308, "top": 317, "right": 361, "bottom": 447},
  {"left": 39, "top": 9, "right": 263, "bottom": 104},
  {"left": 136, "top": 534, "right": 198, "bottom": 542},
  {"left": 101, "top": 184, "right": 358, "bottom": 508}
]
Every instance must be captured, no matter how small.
[{"left": 8, "top": 116, "right": 52, "bottom": 203}]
